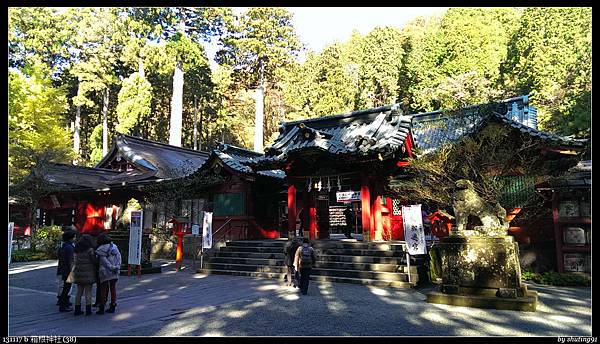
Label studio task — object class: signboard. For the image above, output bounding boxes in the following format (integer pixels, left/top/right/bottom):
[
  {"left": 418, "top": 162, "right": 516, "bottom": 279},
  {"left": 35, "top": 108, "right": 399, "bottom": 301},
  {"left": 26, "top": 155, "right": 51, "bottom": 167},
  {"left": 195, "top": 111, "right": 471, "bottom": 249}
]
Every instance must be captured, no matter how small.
[
  {"left": 328, "top": 206, "right": 347, "bottom": 228},
  {"left": 8, "top": 222, "right": 14, "bottom": 264},
  {"left": 402, "top": 205, "right": 427, "bottom": 255},
  {"left": 336, "top": 191, "right": 361, "bottom": 202},
  {"left": 128, "top": 210, "right": 143, "bottom": 265},
  {"left": 191, "top": 224, "right": 200, "bottom": 236},
  {"left": 202, "top": 211, "right": 213, "bottom": 249}
]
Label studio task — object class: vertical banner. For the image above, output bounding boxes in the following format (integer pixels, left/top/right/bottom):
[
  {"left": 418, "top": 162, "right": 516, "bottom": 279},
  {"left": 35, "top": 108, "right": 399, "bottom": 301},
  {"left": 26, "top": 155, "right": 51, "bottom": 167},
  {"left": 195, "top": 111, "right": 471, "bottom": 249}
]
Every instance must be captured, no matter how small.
[
  {"left": 202, "top": 211, "right": 213, "bottom": 249},
  {"left": 8, "top": 222, "right": 14, "bottom": 264},
  {"left": 402, "top": 205, "right": 427, "bottom": 255},
  {"left": 128, "top": 210, "right": 143, "bottom": 265}
]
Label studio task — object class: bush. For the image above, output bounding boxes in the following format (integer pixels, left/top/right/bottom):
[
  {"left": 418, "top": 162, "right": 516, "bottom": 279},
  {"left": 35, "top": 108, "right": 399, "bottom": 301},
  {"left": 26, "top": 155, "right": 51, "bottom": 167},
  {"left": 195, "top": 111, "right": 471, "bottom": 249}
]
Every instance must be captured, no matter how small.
[
  {"left": 521, "top": 270, "right": 591, "bottom": 287},
  {"left": 11, "top": 248, "right": 54, "bottom": 262},
  {"left": 34, "top": 225, "right": 63, "bottom": 258}
]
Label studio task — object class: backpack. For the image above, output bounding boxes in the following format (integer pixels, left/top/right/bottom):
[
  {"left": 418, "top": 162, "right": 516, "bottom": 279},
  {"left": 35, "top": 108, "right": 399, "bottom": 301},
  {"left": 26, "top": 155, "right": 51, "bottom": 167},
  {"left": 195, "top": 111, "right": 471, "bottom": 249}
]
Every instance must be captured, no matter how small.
[{"left": 300, "top": 246, "right": 313, "bottom": 267}]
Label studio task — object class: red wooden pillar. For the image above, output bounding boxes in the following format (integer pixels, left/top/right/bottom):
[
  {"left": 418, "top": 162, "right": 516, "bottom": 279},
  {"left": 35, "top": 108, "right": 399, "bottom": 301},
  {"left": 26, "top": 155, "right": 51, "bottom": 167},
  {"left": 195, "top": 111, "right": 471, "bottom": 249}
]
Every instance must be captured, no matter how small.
[
  {"left": 361, "top": 174, "right": 372, "bottom": 242},
  {"left": 308, "top": 190, "right": 317, "bottom": 240},
  {"left": 287, "top": 184, "right": 297, "bottom": 237},
  {"left": 373, "top": 195, "right": 383, "bottom": 241}
]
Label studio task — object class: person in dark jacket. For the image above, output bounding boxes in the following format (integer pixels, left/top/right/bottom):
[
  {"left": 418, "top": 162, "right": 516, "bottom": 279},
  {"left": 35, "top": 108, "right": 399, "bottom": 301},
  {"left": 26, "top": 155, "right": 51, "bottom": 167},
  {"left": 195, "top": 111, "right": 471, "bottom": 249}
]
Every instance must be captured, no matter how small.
[
  {"left": 57, "top": 230, "right": 76, "bottom": 312},
  {"left": 95, "top": 233, "right": 122, "bottom": 314},
  {"left": 70, "top": 234, "right": 98, "bottom": 316},
  {"left": 283, "top": 237, "right": 302, "bottom": 287},
  {"left": 294, "top": 238, "right": 317, "bottom": 295}
]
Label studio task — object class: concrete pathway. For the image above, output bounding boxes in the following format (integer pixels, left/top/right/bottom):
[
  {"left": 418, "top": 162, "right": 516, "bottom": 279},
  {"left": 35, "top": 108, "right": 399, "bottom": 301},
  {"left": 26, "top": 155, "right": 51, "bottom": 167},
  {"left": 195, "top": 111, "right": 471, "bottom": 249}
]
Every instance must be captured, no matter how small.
[{"left": 8, "top": 259, "right": 593, "bottom": 336}]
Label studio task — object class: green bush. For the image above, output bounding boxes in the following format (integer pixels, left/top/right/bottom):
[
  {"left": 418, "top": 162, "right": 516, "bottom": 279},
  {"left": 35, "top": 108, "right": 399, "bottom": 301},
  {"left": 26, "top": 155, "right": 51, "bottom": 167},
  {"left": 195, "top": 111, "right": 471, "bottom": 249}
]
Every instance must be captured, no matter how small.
[
  {"left": 521, "top": 270, "right": 591, "bottom": 287},
  {"left": 11, "top": 248, "right": 54, "bottom": 262},
  {"left": 34, "top": 225, "right": 63, "bottom": 258}
]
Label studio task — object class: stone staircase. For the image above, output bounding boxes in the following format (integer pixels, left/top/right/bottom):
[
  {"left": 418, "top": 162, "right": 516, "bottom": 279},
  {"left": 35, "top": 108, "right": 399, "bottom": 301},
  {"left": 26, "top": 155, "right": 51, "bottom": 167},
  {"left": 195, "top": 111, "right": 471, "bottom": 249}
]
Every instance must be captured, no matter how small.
[{"left": 197, "top": 240, "right": 427, "bottom": 289}]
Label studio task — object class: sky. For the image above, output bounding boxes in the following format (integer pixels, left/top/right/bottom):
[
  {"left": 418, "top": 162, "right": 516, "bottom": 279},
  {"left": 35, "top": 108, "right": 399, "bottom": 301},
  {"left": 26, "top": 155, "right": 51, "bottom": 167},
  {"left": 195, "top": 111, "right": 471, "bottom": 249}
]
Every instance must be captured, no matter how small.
[{"left": 204, "top": 7, "right": 449, "bottom": 69}]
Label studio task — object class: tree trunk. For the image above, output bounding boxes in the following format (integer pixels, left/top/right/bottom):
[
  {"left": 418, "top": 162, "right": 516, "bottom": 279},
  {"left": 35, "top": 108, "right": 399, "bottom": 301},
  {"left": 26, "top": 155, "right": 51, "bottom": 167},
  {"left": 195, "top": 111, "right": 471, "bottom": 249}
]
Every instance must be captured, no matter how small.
[
  {"left": 169, "top": 60, "right": 184, "bottom": 147},
  {"left": 193, "top": 95, "right": 198, "bottom": 150},
  {"left": 254, "top": 85, "right": 264, "bottom": 152},
  {"left": 73, "top": 105, "right": 81, "bottom": 165},
  {"left": 254, "top": 60, "right": 265, "bottom": 153},
  {"left": 102, "top": 88, "right": 109, "bottom": 157}
]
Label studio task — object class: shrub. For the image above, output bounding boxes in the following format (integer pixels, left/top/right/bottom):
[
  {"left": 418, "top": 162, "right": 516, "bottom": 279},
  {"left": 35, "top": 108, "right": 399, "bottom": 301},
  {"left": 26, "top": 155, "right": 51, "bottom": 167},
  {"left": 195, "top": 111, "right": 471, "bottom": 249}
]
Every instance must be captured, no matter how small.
[
  {"left": 521, "top": 270, "right": 591, "bottom": 287},
  {"left": 34, "top": 225, "right": 63, "bottom": 258},
  {"left": 11, "top": 248, "right": 53, "bottom": 262}
]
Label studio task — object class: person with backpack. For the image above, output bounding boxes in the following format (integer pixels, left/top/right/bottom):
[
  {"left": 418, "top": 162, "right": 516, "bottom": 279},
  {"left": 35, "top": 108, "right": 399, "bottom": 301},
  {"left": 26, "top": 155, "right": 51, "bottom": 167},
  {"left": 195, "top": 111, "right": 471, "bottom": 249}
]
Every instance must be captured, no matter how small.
[
  {"left": 94, "top": 232, "right": 122, "bottom": 314},
  {"left": 69, "top": 234, "right": 98, "bottom": 316},
  {"left": 57, "top": 230, "right": 76, "bottom": 312},
  {"left": 283, "top": 237, "right": 302, "bottom": 287},
  {"left": 294, "top": 237, "right": 317, "bottom": 295}
]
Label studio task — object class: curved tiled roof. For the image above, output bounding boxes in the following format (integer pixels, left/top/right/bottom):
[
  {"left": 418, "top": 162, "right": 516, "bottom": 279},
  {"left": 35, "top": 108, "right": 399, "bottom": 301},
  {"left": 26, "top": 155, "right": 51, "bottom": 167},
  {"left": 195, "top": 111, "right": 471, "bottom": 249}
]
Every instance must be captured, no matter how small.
[{"left": 96, "top": 134, "right": 210, "bottom": 179}]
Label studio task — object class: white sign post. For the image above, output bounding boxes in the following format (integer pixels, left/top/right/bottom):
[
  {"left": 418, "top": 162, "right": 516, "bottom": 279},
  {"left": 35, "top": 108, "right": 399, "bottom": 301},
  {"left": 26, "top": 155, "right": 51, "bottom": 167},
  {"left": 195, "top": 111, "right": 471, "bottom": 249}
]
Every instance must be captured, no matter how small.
[
  {"left": 8, "top": 222, "right": 14, "bottom": 264},
  {"left": 201, "top": 212, "right": 213, "bottom": 269},
  {"left": 191, "top": 224, "right": 200, "bottom": 271},
  {"left": 402, "top": 205, "right": 427, "bottom": 285},
  {"left": 128, "top": 210, "right": 143, "bottom": 277}
]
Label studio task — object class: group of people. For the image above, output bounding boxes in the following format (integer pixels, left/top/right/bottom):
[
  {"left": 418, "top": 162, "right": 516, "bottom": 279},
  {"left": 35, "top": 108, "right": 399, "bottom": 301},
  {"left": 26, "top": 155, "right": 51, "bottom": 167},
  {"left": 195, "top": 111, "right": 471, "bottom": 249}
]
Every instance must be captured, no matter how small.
[
  {"left": 283, "top": 237, "right": 317, "bottom": 295},
  {"left": 56, "top": 227, "right": 122, "bottom": 316}
]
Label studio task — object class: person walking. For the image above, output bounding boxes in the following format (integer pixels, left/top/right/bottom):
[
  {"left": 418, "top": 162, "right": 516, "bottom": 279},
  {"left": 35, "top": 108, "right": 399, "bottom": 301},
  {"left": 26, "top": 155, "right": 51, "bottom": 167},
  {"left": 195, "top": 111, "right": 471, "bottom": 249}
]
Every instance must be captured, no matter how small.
[
  {"left": 57, "top": 230, "right": 76, "bottom": 312},
  {"left": 343, "top": 205, "right": 354, "bottom": 239},
  {"left": 95, "top": 232, "right": 122, "bottom": 314},
  {"left": 283, "top": 237, "right": 302, "bottom": 287},
  {"left": 294, "top": 238, "right": 317, "bottom": 295},
  {"left": 69, "top": 235, "right": 98, "bottom": 316}
]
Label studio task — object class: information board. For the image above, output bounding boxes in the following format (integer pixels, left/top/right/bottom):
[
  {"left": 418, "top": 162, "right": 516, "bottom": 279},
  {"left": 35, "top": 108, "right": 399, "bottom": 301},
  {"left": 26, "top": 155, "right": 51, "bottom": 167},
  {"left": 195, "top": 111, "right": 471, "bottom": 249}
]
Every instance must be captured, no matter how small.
[
  {"left": 402, "top": 205, "right": 426, "bottom": 255},
  {"left": 128, "top": 210, "right": 143, "bottom": 265},
  {"left": 191, "top": 224, "right": 200, "bottom": 236},
  {"left": 328, "top": 206, "right": 347, "bottom": 228}
]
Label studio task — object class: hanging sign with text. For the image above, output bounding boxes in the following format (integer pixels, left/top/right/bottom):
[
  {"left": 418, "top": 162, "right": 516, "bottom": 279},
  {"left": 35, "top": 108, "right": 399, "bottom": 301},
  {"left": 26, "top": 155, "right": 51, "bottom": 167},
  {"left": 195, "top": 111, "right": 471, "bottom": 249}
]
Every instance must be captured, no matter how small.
[
  {"left": 336, "top": 191, "right": 361, "bottom": 202},
  {"left": 128, "top": 210, "right": 143, "bottom": 265},
  {"left": 402, "top": 205, "right": 427, "bottom": 255},
  {"left": 202, "top": 211, "right": 213, "bottom": 249},
  {"left": 8, "top": 222, "right": 14, "bottom": 264}
]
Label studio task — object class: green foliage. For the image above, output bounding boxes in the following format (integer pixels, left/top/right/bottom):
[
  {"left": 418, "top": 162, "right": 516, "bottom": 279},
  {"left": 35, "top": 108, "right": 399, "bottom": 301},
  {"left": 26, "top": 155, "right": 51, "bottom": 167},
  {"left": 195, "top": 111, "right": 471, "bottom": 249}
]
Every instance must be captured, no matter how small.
[
  {"left": 116, "top": 73, "right": 153, "bottom": 135},
  {"left": 521, "top": 270, "right": 590, "bottom": 287},
  {"left": 501, "top": 8, "right": 591, "bottom": 137},
  {"left": 9, "top": 68, "right": 74, "bottom": 183},
  {"left": 88, "top": 124, "right": 104, "bottom": 165},
  {"left": 34, "top": 225, "right": 63, "bottom": 256},
  {"left": 11, "top": 248, "right": 55, "bottom": 263}
]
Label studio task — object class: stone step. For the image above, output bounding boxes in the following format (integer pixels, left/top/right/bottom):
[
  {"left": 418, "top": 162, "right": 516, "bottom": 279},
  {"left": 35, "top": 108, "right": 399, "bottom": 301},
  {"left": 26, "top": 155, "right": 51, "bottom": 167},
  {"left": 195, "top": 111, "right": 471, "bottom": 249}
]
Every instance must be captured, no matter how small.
[
  {"left": 208, "top": 257, "right": 405, "bottom": 273},
  {"left": 203, "top": 263, "right": 416, "bottom": 283},
  {"left": 311, "top": 267, "right": 416, "bottom": 283},
  {"left": 315, "top": 254, "right": 406, "bottom": 265},
  {"left": 196, "top": 269, "right": 414, "bottom": 289},
  {"left": 225, "top": 240, "right": 407, "bottom": 251},
  {"left": 215, "top": 251, "right": 285, "bottom": 259},
  {"left": 219, "top": 246, "right": 285, "bottom": 254},
  {"left": 226, "top": 240, "right": 287, "bottom": 248},
  {"left": 316, "top": 248, "right": 406, "bottom": 257}
]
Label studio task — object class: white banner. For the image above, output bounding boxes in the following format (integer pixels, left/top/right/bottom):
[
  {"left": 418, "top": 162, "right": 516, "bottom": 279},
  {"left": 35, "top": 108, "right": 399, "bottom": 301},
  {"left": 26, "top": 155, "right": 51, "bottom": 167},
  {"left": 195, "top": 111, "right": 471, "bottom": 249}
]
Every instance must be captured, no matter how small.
[
  {"left": 8, "top": 222, "right": 14, "bottom": 264},
  {"left": 128, "top": 210, "right": 143, "bottom": 265},
  {"left": 202, "top": 212, "right": 213, "bottom": 249},
  {"left": 402, "top": 205, "right": 427, "bottom": 255},
  {"left": 336, "top": 191, "right": 361, "bottom": 202}
]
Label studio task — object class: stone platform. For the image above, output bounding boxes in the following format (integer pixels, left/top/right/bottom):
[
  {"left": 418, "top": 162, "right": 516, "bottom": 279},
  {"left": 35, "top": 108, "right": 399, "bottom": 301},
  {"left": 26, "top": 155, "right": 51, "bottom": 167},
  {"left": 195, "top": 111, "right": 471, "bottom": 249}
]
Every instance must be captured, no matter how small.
[{"left": 426, "top": 234, "right": 538, "bottom": 311}]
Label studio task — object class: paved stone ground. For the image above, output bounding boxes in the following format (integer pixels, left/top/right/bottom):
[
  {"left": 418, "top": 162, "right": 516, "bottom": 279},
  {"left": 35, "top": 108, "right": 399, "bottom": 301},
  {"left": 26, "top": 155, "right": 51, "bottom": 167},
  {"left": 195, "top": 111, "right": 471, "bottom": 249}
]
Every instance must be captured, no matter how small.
[{"left": 8, "top": 259, "right": 593, "bottom": 337}]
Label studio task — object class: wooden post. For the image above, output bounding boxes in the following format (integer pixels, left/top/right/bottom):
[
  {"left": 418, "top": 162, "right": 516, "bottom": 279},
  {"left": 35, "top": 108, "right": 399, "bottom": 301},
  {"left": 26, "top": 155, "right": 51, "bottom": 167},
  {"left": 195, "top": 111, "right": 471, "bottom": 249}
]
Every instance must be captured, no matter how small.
[
  {"left": 309, "top": 190, "right": 317, "bottom": 240},
  {"left": 373, "top": 194, "right": 383, "bottom": 241},
  {"left": 287, "top": 184, "right": 297, "bottom": 237},
  {"left": 552, "top": 191, "right": 564, "bottom": 273},
  {"left": 361, "top": 174, "right": 372, "bottom": 242}
]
